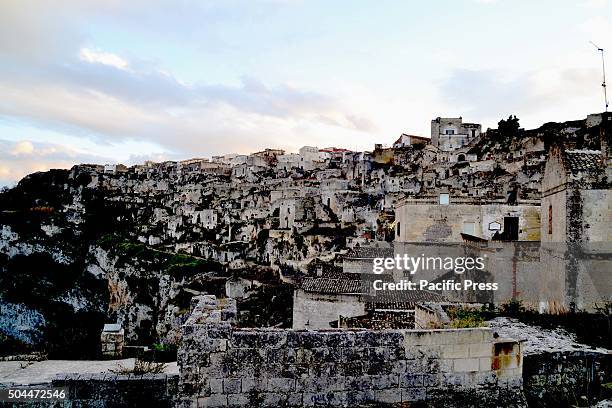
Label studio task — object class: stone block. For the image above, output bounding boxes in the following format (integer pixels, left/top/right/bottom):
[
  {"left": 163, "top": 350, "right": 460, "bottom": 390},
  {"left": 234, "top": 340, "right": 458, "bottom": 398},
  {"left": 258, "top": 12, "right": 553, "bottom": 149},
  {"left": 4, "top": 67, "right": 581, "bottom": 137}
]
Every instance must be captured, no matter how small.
[
  {"left": 209, "top": 378, "right": 223, "bottom": 394},
  {"left": 474, "top": 371, "right": 497, "bottom": 387},
  {"left": 261, "top": 392, "right": 288, "bottom": 407},
  {"left": 286, "top": 393, "right": 303, "bottom": 407},
  {"left": 405, "top": 347, "right": 426, "bottom": 360},
  {"left": 345, "top": 376, "right": 372, "bottom": 390},
  {"left": 230, "top": 332, "right": 259, "bottom": 348},
  {"left": 469, "top": 343, "right": 493, "bottom": 358},
  {"left": 303, "top": 391, "right": 347, "bottom": 407},
  {"left": 422, "top": 373, "right": 440, "bottom": 387},
  {"left": 479, "top": 357, "right": 493, "bottom": 371},
  {"left": 341, "top": 347, "right": 365, "bottom": 363},
  {"left": 227, "top": 393, "right": 249, "bottom": 407},
  {"left": 453, "top": 358, "right": 480, "bottom": 372},
  {"left": 401, "top": 387, "right": 426, "bottom": 401},
  {"left": 380, "top": 331, "right": 404, "bottom": 346},
  {"left": 442, "top": 373, "right": 466, "bottom": 387},
  {"left": 400, "top": 373, "right": 423, "bottom": 387},
  {"left": 346, "top": 390, "right": 376, "bottom": 406},
  {"left": 301, "top": 332, "right": 326, "bottom": 348},
  {"left": 241, "top": 377, "right": 265, "bottom": 393},
  {"left": 259, "top": 331, "right": 287, "bottom": 348},
  {"left": 373, "top": 389, "right": 402, "bottom": 404},
  {"left": 286, "top": 331, "right": 302, "bottom": 348},
  {"left": 441, "top": 343, "right": 469, "bottom": 359},
  {"left": 325, "top": 332, "right": 355, "bottom": 348},
  {"left": 359, "top": 331, "right": 385, "bottom": 348},
  {"left": 370, "top": 374, "right": 398, "bottom": 389},
  {"left": 197, "top": 394, "right": 227, "bottom": 407},
  {"left": 267, "top": 377, "right": 295, "bottom": 393},
  {"left": 223, "top": 378, "right": 241, "bottom": 394},
  {"left": 266, "top": 348, "right": 285, "bottom": 364},
  {"left": 391, "top": 359, "right": 407, "bottom": 374}
]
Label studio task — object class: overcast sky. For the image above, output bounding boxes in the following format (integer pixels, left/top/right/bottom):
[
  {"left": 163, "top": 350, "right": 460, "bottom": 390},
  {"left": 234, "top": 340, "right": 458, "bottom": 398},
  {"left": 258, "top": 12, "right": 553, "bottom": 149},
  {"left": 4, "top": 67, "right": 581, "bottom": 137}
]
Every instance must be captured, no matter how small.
[{"left": 0, "top": 0, "right": 611, "bottom": 186}]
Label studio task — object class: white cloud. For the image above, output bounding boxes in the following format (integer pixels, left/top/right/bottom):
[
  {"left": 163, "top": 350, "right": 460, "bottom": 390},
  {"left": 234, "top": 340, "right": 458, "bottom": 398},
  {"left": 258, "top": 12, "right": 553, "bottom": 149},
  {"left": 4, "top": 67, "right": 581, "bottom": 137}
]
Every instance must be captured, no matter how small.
[
  {"left": 0, "top": 139, "right": 113, "bottom": 187},
  {"left": 79, "top": 48, "right": 130, "bottom": 71},
  {"left": 10, "top": 141, "right": 35, "bottom": 155}
]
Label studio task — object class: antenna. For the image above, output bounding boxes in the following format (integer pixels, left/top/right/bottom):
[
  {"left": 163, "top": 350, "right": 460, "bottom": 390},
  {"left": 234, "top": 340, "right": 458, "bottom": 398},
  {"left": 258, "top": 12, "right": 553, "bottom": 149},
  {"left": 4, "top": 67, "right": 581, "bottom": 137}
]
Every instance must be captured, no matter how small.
[{"left": 590, "top": 41, "right": 609, "bottom": 112}]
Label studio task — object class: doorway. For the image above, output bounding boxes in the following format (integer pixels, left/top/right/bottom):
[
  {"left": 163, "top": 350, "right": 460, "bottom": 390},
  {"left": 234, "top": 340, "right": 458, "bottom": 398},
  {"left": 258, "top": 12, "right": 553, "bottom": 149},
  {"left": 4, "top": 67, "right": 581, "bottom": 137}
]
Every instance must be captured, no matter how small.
[{"left": 503, "top": 217, "right": 519, "bottom": 241}]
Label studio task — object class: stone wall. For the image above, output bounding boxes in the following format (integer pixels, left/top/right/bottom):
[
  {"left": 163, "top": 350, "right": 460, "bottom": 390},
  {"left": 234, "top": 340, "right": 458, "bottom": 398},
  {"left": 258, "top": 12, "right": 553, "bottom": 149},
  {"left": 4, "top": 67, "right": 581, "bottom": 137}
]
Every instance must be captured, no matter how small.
[
  {"left": 395, "top": 202, "right": 540, "bottom": 242},
  {"left": 178, "top": 295, "right": 526, "bottom": 407},
  {"left": 523, "top": 350, "right": 610, "bottom": 407}
]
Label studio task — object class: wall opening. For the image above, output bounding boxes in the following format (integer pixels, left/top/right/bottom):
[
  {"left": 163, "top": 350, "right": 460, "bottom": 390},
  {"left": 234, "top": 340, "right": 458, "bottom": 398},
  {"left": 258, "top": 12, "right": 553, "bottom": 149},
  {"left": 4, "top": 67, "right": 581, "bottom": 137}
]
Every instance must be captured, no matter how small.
[
  {"left": 548, "top": 205, "right": 553, "bottom": 235},
  {"left": 503, "top": 216, "right": 519, "bottom": 241}
]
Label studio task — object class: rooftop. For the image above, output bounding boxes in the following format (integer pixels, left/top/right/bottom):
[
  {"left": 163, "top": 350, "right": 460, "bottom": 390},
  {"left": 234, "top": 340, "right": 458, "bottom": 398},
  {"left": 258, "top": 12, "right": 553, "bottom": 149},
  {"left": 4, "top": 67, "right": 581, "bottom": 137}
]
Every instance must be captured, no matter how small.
[{"left": 564, "top": 150, "right": 603, "bottom": 175}]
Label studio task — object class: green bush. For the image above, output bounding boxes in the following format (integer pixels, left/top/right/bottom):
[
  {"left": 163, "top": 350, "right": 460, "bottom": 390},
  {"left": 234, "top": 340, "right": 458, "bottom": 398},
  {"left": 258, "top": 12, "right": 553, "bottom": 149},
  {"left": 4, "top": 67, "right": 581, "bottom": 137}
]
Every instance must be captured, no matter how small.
[{"left": 447, "top": 306, "right": 487, "bottom": 328}]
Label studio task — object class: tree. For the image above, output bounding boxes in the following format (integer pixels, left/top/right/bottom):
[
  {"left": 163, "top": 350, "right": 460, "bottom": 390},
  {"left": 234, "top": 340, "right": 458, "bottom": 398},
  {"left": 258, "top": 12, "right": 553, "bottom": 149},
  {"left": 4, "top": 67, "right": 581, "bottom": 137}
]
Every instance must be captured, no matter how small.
[{"left": 498, "top": 115, "right": 521, "bottom": 140}]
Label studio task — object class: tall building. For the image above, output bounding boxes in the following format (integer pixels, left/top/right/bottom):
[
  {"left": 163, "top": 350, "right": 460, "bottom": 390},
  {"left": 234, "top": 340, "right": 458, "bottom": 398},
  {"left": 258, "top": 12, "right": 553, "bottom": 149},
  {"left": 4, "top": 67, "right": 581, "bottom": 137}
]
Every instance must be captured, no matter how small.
[{"left": 431, "top": 117, "right": 481, "bottom": 151}]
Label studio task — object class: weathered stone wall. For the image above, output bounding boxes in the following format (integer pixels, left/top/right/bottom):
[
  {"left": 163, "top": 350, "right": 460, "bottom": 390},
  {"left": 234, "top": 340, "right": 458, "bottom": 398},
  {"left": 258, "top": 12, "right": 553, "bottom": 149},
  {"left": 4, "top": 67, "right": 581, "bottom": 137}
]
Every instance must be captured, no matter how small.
[
  {"left": 523, "top": 350, "right": 609, "bottom": 406},
  {"left": 395, "top": 202, "right": 540, "bottom": 243},
  {"left": 178, "top": 295, "right": 526, "bottom": 407}
]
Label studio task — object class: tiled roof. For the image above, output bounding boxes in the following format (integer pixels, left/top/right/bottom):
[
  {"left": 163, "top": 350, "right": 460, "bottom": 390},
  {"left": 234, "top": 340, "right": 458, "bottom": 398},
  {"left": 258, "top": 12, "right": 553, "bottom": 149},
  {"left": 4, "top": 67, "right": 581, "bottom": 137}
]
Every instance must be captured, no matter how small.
[
  {"left": 300, "top": 277, "right": 366, "bottom": 294},
  {"left": 364, "top": 290, "right": 449, "bottom": 310},
  {"left": 300, "top": 275, "right": 450, "bottom": 309},
  {"left": 564, "top": 150, "right": 603, "bottom": 175},
  {"left": 346, "top": 246, "right": 394, "bottom": 259}
]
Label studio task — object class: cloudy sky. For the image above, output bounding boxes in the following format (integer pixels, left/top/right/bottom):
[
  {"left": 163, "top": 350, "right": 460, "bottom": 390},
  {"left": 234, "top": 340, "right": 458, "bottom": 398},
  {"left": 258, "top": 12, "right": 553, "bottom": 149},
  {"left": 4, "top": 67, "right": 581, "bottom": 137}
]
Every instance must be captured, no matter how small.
[{"left": 0, "top": 0, "right": 610, "bottom": 186}]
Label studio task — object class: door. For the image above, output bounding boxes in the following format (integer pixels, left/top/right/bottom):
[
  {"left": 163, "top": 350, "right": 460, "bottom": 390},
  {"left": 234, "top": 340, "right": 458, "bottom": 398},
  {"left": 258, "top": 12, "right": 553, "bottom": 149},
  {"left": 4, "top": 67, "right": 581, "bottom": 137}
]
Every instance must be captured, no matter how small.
[{"left": 503, "top": 217, "right": 519, "bottom": 241}]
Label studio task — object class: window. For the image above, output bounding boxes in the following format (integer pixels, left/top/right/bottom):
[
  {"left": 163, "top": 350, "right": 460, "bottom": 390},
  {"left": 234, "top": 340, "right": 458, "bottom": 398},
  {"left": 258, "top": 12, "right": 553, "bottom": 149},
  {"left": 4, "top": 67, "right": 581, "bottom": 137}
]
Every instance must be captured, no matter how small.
[
  {"left": 439, "top": 193, "right": 449, "bottom": 205},
  {"left": 548, "top": 205, "right": 552, "bottom": 235},
  {"left": 462, "top": 222, "right": 476, "bottom": 236},
  {"left": 396, "top": 222, "right": 401, "bottom": 237},
  {"left": 445, "top": 129, "right": 455, "bottom": 135}
]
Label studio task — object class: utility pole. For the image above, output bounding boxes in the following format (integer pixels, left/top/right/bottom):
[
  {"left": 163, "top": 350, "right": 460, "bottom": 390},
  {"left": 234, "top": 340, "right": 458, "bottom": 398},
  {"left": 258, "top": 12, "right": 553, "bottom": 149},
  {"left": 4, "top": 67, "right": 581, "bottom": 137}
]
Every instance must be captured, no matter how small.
[{"left": 590, "top": 41, "right": 609, "bottom": 112}]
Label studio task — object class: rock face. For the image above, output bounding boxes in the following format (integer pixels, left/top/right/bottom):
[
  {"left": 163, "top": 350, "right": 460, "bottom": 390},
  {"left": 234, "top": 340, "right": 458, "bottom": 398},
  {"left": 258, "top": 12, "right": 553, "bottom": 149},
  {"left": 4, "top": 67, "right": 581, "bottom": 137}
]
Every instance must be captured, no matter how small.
[{"left": 0, "top": 170, "right": 227, "bottom": 356}]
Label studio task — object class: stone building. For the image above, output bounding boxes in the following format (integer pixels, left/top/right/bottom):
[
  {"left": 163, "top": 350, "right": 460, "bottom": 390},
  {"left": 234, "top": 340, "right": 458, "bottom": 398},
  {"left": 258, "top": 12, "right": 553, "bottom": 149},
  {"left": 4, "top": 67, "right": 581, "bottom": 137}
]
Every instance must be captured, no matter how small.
[
  {"left": 431, "top": 117, "right": 481, "bottom": 151},
  {"left": 298, "top": 145, "right": 320, "bottom": 162},
  {"left": 539, "top": 115, "right": 612, "bottom": 311},
  {"left": 193, "top": 209, "right": 217, "bottom": 229},
  {"left": 292, "top": 277, "right": 366, "bottom": 329},
  {"left": 394, "top": 196, "right": 541, "bottom": 242},
  {"left": 393, "top": 133, "right": 430, "bottom": 148}
]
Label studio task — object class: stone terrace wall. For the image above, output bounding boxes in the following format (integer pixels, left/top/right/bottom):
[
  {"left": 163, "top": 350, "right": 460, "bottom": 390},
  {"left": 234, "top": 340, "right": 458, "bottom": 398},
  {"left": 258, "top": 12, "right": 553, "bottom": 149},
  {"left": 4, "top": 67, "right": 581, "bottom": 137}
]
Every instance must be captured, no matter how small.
[
  {"left": 178, "top": 295, "right": 526, "bottom": 407},
  {"left": 523, "top": 350, "right": 610, "bottom": 406}
]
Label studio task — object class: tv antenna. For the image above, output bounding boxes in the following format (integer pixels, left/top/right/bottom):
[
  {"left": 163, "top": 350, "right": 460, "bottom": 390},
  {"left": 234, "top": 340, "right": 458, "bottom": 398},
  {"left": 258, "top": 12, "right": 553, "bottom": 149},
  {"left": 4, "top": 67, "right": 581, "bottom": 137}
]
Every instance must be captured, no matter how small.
[{"left": 590, "top": 41, "right": 608, "bottom": 112}]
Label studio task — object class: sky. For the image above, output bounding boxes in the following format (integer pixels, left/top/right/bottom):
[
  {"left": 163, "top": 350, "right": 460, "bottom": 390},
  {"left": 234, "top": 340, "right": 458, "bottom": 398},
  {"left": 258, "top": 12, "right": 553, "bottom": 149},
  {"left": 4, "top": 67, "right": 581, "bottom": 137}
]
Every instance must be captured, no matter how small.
[{"left": 0, "top": 0, "right": 611, "bottom": 186}]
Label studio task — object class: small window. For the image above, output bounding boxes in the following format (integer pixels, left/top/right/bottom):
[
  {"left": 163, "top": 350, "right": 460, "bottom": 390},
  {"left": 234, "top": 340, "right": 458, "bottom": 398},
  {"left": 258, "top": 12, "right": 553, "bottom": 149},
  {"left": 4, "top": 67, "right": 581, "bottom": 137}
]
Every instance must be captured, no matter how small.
[
  {"left": 445, "top": 129, "right": 455, "bottom": 135},
  {"left": 462, "top": 222, "right": 475, "bottom": 235},
  {"left": 396, "top": 222, "right": 401, "bottom": 237},
  {"left": 439, "top": 193, "right": 450, "bottom": 205},
  {"left": 548, "top": 205, "right": 552, "bottom": 235}
]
